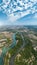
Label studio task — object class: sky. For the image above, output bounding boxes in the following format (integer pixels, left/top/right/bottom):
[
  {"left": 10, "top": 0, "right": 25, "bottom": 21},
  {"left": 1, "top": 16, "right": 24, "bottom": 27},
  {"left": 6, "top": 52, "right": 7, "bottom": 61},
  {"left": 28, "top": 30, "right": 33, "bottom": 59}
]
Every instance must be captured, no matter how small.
[{"left": 0, "top": 0, "right": 37, "bottom": 26}]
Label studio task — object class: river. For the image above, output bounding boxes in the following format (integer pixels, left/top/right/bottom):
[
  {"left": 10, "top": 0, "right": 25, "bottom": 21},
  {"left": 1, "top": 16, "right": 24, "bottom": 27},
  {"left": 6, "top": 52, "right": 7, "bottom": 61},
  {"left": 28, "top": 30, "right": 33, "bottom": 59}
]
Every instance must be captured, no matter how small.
[{"left": 0, "top": 33, "right": 16, "bottom": 65}]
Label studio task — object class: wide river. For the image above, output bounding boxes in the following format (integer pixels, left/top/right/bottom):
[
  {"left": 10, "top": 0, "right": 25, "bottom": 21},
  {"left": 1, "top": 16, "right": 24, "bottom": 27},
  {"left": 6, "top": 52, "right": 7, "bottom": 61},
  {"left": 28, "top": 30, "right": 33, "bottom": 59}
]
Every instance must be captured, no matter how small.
[{"left": 0, "top": 33, "right": 16, "bottom": 65}]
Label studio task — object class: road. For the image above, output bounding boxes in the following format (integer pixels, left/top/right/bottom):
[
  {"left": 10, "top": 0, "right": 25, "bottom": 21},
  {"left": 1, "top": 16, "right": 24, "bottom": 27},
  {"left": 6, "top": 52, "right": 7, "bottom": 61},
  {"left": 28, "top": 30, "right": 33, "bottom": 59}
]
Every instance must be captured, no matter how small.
[{"left": 9, "top": 32, "right": 26, "bottom": 65}]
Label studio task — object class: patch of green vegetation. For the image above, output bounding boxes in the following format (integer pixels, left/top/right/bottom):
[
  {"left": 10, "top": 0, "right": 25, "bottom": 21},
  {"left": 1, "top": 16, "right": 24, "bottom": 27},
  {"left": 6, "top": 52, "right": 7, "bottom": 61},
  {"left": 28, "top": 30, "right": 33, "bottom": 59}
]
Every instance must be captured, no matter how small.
[
  {"left": 4, "top": 32, "right": 23, "bottom": 65},
  {"left": 15, "top": 40, "right": 37, "bottom": 65},
  {"left": 4, "top": 52, "right": 10, "bottom": 65},
  {"left": 6, "top": 38, "right": 12, "bottom": 45},
  {"left": 8, "top": 33, "right": 23, "bottom": 56}
]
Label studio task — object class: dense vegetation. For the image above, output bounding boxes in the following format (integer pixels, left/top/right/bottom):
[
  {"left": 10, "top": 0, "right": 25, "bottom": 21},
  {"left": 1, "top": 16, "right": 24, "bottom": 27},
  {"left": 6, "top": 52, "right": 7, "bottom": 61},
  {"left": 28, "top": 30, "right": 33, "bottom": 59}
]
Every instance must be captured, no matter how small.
[
  {"left": 8, "top": 33, "right": 23, "bottom": 56},
  {"left": 15, "top": 39, "right": 37, "bottom": 65},
  {"left": 4, "top": 33, "right": 23, "bottom": 65}
]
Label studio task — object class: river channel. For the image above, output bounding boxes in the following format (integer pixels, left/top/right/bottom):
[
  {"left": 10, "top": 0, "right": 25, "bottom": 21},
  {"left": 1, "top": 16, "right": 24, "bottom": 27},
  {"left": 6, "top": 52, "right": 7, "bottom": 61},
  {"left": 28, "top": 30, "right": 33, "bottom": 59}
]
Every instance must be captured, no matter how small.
[{"left": 0, "top": 33, "right": 16, "bottom": 65}]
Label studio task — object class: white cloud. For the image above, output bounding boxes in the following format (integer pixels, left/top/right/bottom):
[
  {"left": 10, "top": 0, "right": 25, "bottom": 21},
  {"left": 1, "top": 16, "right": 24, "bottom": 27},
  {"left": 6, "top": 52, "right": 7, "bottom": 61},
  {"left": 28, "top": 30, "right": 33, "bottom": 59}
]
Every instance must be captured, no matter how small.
[
  {"left": 8, "top": 14, "right": 19, "bottom": 22},
  {"left": 33, "top": 13, "right": 37, "bottom": 18},
  {"left": 3, "top": 0, "right": 10, "bottom": 5},
  {"left": 0, "top": 21, "right": 3, "bottom": 26},
  {"left": 30, "top": 0, "right": 37, "bottom": 2},
  {"left": 8, "top": 9, "right": 30, "bottom": 23},
  {"left": 0, "top": 0, "right": 37, "bottom": 23}
]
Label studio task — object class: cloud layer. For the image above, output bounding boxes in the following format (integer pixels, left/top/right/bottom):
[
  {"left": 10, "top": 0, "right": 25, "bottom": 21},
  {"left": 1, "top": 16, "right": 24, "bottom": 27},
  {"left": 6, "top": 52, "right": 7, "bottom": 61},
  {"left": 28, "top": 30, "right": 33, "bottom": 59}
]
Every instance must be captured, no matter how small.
[{"left": 0, "top": 0, "right": 37, "bottom": 22}]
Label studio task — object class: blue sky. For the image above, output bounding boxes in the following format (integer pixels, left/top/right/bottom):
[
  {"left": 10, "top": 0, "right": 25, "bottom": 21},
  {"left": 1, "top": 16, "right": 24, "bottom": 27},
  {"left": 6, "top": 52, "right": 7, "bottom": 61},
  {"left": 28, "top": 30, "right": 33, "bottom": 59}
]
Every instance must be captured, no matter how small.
[{"left": 0, "top": 0, "right": 37, "bottom": 26}]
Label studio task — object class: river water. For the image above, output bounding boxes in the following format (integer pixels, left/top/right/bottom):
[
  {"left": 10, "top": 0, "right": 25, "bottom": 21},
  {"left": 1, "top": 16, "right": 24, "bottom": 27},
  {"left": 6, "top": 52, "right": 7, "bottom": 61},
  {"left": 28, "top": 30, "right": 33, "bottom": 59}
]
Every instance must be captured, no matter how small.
[{"left": 0, "top": 33, "right": 16, "bottom": 65}]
